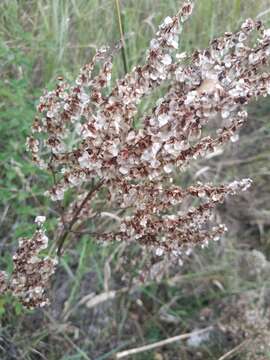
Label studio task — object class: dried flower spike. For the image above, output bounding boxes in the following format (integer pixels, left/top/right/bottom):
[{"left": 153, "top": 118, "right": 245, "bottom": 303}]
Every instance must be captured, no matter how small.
[
  {"left": 2, "top": 1, "right": 270, "bottom": 308},
  {"left": 0, "top": 217, "right": 57, "bottom": 309},
  {"left": 26, "top": 1, "right": 270, "bottom": 261}
]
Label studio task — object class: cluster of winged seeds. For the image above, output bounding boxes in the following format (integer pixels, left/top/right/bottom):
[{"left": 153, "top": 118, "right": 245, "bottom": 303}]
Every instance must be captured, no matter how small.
[
  {"left": 26, "top": 0, "right": 270, "bottom": 257},
  {"left": 0, "top": 217, "right": 57, "bottom": 309},
  {"left": 2, "top": 1, "right": 270, "bottom": 307}
]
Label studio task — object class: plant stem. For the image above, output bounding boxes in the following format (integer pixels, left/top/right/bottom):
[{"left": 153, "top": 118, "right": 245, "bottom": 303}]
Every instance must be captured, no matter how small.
[
  {"left": 115, "top": 327, "right": 213, "bottom": 359},
  {"left": 218, "top": 339, "right": 250, "bottom": 360},
  {"left": 56, "top": 178, "right": 104, "bottom": 256},
  {"left": 115, "top": 0, "right": 128, "bottom": 74}
]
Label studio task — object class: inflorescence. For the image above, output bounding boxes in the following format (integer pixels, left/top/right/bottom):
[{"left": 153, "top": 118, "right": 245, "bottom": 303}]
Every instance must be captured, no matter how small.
[{"left": 2, "top": 1, "right": 270, "bottom": 307}]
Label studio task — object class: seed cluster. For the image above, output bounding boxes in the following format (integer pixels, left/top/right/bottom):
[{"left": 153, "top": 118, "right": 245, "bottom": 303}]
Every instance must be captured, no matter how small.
[
  {"left": 0, "top": 217, "right": 57, "bottom": 309},
  {"left": 3, "top": 1, "right": 270, "bottom": 308},
  {"left": 25, "top": 1, "right": 270, "bottom": 259}
]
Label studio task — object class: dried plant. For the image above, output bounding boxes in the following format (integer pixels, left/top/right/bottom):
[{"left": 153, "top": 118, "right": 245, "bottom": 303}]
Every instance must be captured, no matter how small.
[
  {"left": 1, "top": 1, "right": 270, "bottom": 307},
  {"left": 0, "top": 217, "right": 57, "bottom": 309},
  {"left": 220, "top": 290, "right": 270, "bottom": 360}
]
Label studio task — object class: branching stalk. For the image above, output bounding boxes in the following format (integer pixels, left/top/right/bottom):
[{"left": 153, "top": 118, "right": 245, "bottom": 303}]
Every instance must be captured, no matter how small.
[{"left": 56, "top": 179, "right": 104, "bottom": 256}]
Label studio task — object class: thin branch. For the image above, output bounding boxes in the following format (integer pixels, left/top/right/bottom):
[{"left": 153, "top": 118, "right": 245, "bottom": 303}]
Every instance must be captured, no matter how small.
[
  {"left": 257, "top": 8, "right": 270, "bottom": 18},
  {"left": 218, "top": 339, "right": 250, "bottom": 360},
  {"left": 115, "top": 327, "right": 213, "bottom": 359},
  {"left": 56, "top": 178, "right": 104, "bottom": 256}
]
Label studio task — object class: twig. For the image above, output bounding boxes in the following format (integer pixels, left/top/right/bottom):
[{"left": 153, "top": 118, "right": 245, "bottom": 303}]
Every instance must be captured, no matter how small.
[
  {"left": 56, "top": 178, "right": 104, "bottom": 256},
  {"left": 257, "top": 8, "right": 270, "bottom": 18},
  {"left": 115, "top": 327, "right": 213, "bottom": 359},
  {"left": 218, "top": 339, "right": 250, "bottom": 360},
  {"left": 63, "top": 286, "right": 128, "bottom": 321},
  {"left": 115, "top": 0, "right": 128, "bottom": 73}
]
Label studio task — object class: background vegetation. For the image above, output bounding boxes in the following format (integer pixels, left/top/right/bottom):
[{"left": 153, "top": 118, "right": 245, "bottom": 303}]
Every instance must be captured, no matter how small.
[{"left": 0, "top": 0, "right": 270, "bottom": 359}]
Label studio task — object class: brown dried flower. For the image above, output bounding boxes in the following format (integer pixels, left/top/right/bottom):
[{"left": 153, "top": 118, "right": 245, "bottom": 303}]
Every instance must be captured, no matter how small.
[
  {"left": 2, "top": 1, "right": 270, "bottom": 307},
  {"left": 0, "top": 217, "right": 57, "bottom": 309},
  {"left": 25, "top": 1, "right": 270, "bottom": 260}
]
